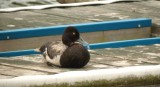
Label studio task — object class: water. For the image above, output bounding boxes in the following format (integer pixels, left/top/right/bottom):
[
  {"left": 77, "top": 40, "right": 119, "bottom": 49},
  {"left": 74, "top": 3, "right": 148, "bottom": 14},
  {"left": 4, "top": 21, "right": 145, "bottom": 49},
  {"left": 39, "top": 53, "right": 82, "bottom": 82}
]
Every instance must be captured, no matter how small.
[{"left": 0, "top": 0, "right": 58, "bottom": 9}]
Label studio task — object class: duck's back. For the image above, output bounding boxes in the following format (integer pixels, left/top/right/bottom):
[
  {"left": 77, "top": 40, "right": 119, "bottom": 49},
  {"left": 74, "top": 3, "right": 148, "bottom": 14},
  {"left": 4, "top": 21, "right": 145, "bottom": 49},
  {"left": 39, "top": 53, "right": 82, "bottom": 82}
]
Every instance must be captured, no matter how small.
[{"left": 60, "top": 43, "right": 90, "bottom": 68}]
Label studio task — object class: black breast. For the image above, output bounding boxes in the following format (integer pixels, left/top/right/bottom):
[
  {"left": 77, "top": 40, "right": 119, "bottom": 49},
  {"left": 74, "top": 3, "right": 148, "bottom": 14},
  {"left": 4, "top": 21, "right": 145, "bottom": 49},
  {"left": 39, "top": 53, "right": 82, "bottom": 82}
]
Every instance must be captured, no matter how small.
[{"left": 60, "top": 44, "right": 90, "bottom": 68}]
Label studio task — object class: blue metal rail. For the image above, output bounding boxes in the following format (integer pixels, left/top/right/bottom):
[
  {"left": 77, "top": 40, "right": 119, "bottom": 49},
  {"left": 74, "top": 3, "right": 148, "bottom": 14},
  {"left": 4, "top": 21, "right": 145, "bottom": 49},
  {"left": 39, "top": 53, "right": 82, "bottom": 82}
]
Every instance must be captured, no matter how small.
[
  {"left": 0, "top": 18, "right": 157, "bottom": 57},
  {"left": 1, "top": 37, "right": 160, "bottom": 57},
  {"left": 0, "top": 18, "right": 151, "bottom": 40}
]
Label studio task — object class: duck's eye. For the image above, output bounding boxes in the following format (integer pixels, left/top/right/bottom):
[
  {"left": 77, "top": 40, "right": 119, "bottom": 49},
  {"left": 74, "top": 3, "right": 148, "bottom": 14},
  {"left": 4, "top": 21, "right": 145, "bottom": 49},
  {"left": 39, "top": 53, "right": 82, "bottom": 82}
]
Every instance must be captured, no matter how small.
[{"left": 73, "top": 32, "right": 76, "bottom": 35}]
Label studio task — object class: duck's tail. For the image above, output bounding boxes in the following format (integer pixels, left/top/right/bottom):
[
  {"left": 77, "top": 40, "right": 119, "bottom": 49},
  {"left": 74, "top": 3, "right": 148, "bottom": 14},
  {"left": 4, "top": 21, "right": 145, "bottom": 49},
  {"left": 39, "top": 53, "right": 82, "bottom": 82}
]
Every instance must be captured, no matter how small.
[
  {"left": 34, "top": 45, "right": 46, "bottom": 53},
  {"left": 34, "top": 42, "right": 53, "bottom": 53}
]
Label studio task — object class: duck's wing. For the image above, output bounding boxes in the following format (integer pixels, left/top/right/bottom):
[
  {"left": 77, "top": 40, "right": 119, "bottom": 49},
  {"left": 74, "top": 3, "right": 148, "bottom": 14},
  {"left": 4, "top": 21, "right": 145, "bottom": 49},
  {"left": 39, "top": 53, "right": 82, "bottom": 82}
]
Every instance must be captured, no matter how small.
[
  {"left": 46, "top": 41, "right": 62, "bottom": 59},
  {"left": 39, "top": 41, "right": 53, "bottom": 53},
  {"left": 39, "top": 41, "right": 62, "bottom": 59}
]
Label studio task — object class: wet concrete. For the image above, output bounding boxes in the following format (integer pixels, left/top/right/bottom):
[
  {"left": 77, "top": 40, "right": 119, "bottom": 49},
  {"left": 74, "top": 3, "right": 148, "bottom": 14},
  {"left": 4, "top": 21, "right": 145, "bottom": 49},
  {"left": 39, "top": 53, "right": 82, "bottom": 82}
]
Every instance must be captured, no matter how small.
[
  {"left": 0, "top": 0, "right": 160, "bottom": 31},
  {"left": 0, "top": 44, "right": 160, "bottom": 79},
  {"left": 0, "top": 0, "right": 160, "bottom": 83},
  {"left": 0, "top": 0, "right": 58, "bottom": 9}
]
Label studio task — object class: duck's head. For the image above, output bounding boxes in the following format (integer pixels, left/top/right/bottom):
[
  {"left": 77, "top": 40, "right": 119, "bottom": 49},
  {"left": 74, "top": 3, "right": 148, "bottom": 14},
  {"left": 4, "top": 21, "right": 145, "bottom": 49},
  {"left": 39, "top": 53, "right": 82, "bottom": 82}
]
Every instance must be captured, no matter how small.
[
  {"left": 62, "top": 26, "right": 88, "bottom": 47},
  {"left": 62, "top": 26, "right": 79, "bottom": 46}
]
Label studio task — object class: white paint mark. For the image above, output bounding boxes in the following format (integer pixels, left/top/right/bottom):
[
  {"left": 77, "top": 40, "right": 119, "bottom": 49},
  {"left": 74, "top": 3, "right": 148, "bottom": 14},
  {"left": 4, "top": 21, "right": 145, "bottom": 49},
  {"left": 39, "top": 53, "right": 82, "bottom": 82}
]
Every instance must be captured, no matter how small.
[
  {"left": 7, "top": 25, "right": 15, "bottom": 27},
  {"left": 144, "top": 53, "right": 160, "bottom": 57},
  {"left": 6, "top": 36, "right": 10, "bottom": 40},
  {"left": 96, "top": 57, "right": 103, "bottom": 60},
  {"left": 14, "top": 17, "right": 23, "bottom": 20},
  {"left": 92, "top": 64, "right": 108, "bottom": 68},
  {"left": 138, "top": 24, "right": 141, "bottom": 28},
  {"left": 112, "top": 60, "right": 131, "bottom": 66},
  {"left": 154, "top": 44, "right": 160, "bottom": 46}
]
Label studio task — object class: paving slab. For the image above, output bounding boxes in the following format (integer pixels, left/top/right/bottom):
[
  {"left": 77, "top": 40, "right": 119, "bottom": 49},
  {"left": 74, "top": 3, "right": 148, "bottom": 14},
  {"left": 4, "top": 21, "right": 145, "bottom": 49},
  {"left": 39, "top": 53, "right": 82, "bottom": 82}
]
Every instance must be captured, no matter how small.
[
  {"left": 0, "top": 0, "right": 160, "bottom": 81},
  {"left": 0, "top": 44, "right": 160, "bottom": 79},
  {"left": 0, "top": 0, "right": 160, "bottom": 30}
]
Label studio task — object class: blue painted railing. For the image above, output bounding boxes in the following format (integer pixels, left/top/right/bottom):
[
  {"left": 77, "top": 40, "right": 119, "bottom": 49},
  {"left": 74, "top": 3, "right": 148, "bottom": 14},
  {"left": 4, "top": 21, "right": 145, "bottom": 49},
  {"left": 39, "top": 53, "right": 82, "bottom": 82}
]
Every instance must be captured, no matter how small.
[
  {"left": 1, "top": 18, "right": 158, "bottom": 57},
  {"left": 0, "top": 18, "right": 151, "bottom": 40},
  {"left": 0, "top": 37, "right": 160, "bottom": 57}
]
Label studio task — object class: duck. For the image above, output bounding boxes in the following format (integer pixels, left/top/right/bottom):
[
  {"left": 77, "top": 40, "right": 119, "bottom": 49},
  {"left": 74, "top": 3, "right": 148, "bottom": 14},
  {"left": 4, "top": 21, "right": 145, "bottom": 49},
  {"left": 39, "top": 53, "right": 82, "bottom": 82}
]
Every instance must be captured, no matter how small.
[{"left": 36, "top": 26, "right": 90, "bottom": 68}]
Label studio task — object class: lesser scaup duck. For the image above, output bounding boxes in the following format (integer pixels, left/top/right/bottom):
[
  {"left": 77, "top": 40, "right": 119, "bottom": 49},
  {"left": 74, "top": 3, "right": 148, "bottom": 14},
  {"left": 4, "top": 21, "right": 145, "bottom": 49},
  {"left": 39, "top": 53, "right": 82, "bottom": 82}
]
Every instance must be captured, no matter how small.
[{"left": 37, "top": 26, "right": 90, "bottom": 68}]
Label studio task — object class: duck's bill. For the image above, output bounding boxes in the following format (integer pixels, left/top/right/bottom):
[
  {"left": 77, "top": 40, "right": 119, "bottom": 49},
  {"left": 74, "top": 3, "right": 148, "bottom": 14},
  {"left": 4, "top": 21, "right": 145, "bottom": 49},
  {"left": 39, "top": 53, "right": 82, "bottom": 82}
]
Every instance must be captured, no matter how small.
[
  {"left": 78, "top": 37, "right": 90, "bottom": 50},
  {"left": 78, "top": 37, "right": 100, "bottom": 55}
]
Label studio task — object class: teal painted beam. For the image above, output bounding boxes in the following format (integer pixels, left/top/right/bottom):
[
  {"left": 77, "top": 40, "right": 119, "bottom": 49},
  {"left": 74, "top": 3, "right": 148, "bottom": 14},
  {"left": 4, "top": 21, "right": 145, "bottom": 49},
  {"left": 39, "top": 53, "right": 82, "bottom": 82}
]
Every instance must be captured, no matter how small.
[
  {"left": 0, "top": 50, "right": 41, "bottom": 57},
  {"left": 0, "top": 18, "right": 151, "bottom": 40},
  {"left": 0, "top": 37, "right": 160, "bottom": 57},
  {"left": 90, "top": 37, "right": 160, "bottom": 49}
]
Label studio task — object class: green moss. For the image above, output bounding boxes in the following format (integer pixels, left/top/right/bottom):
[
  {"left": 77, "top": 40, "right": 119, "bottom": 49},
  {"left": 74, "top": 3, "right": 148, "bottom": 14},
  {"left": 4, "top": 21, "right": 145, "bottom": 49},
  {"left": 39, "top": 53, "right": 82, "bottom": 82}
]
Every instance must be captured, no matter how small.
[
  {"left": 12, "top": 2, "right": 26, "bottom": 6},
  {"left": 28, "top": 2, "right": 45, "bottom": 5},
  {"left": 31, "top": 75, "right": 160, "bottom": 87}
]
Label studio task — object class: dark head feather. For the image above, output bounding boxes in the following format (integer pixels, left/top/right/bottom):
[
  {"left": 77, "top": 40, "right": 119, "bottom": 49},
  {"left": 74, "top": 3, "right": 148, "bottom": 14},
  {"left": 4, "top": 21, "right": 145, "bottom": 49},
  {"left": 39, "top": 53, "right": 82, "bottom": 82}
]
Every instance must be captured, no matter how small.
[{"left": 62, "top": 26, "right": 80, "bottom": 46}]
